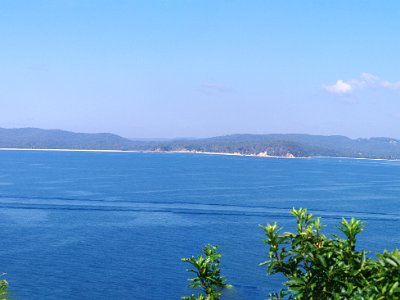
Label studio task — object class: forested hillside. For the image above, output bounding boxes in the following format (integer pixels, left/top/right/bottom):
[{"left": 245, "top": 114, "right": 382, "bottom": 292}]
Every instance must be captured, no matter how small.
[{"left": 1, "top": 128, "right": 400, "bottom": 159}]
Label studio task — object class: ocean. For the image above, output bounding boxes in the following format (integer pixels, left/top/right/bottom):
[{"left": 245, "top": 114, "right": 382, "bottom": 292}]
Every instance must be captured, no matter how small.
[{"left": 0, "top": 150, "right": 399, "bottom": 299}]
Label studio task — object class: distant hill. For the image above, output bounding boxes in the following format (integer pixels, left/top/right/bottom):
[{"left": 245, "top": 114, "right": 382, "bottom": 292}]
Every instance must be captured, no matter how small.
[
  {"left": 1, "top": 128, "right": 400, "bottom": 159},
  {"left": 139, "top": 134, "right": 400, "bottom": 159},
  {"left": 0, "top": 128, "right": 135, "bottom": 150}
]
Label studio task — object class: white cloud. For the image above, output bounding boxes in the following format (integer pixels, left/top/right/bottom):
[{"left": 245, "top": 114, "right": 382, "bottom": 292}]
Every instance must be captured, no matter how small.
[
  {"left": 323, "top": 73, "right": 400, "bottom": 95},
  {"left": 323, "top": 80, "right": 353, "bottom": 95},
  {"left": 360, "top": 72, "right": 379, "bottom": 82},
  {"left": 380, "top": 80, "right": 400, "bottom": 90}
]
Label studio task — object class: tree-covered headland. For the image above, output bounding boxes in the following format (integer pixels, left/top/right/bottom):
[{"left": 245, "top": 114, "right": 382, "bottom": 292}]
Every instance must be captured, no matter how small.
[{"left": 3, "top": 128, "right": 400, "bottom": 159}]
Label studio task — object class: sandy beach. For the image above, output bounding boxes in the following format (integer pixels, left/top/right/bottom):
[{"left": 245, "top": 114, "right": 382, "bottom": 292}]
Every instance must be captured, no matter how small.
[
  {"left": 1, "top": 148, "right": 398, "bottom": 161},
  {"left": 0, "top": 148, "right": 296, "bottom": 158}
]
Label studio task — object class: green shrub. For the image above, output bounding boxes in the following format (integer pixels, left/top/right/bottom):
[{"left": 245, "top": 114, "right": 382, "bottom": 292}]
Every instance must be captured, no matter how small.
[
  {"left": 260, "top": 208, "right": 400, "bottom": 299},
  {"left": 0, "top": 275, "right": 7, "bottom": 300},
  {"left": 182, "top": 209, "right": 400, "bottom": 299},
  {"left": 181, "top": 244, "right": 231, "bottom": 300}
]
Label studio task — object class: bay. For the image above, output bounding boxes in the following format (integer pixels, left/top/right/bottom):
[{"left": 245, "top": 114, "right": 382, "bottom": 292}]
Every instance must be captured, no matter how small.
[{"left": 0, "top": 151, "right": 399, "bottom": 299}]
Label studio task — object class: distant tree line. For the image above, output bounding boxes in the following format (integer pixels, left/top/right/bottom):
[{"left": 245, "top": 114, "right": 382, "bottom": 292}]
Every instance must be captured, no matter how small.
[{"left": 2, "top": 128, "right": 400, "bottom": 159}]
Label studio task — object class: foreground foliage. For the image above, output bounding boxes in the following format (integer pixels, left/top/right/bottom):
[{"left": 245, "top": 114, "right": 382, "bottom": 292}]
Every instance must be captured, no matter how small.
[
  {"left": 260, "top": 208, "right": 400, "bottom": 299},
  {"left": 0, "top": 275, "right": 7, "bottom": 300},
  {"left": 181, "top": 244, "right": 230, "bottom": 300},
  {"left": 183, "top": 209, "right": 400, "bottom": 299}
]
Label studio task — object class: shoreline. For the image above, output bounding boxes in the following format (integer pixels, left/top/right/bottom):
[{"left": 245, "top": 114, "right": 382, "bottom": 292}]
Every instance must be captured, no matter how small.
[
  {"left": 0, "top": 148, "right": 287, "bottom": 158},
  {"left": 0, "top": 148, "right": 398, "bottom": 161}
]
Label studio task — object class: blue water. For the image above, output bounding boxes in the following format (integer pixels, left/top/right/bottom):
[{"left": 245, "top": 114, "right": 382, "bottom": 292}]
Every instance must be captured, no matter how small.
[{"left": 0, "top": 151, "right": 399, "bottom": 299}]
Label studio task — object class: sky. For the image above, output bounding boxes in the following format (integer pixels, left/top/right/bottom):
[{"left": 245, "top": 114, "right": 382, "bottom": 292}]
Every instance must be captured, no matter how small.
[{"left": 1, "top": 0, "right": 400, "bottom": 138}]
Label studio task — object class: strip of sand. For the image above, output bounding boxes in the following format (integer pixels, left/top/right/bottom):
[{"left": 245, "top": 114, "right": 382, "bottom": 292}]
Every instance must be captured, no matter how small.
[
  {"left": 0, "top": 148, "right": 397, "bottom": 161},
  {"left": 0, "top": 148, "right": 294, "bottom": 158}
]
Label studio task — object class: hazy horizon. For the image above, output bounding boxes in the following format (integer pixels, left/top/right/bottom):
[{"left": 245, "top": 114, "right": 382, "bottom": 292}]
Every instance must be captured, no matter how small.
[{"left": 2, "top": 1, "right": 400, "bottom": 138}]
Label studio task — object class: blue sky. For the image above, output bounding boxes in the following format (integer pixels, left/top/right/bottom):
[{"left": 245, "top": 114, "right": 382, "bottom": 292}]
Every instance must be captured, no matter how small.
[{"left": 1, "top": 0, "right": 400, "bottom": 138}]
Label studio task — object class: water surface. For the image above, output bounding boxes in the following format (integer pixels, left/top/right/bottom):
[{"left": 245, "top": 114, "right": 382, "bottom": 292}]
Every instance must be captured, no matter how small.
[{"left": 0, "top": 151, "right": 399, "bottom": 299}]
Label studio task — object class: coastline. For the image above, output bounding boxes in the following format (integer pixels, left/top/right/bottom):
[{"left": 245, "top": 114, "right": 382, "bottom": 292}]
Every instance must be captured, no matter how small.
[
  {"left": 0, "top": 148, "right": 141, "bottom": 153},
  {"left": 0, "top": 147, "right": 286, "bottom": 158},
  {"left": 0, "top": 148, "right": 398, "bottom": 161}
]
